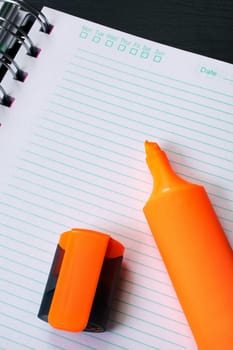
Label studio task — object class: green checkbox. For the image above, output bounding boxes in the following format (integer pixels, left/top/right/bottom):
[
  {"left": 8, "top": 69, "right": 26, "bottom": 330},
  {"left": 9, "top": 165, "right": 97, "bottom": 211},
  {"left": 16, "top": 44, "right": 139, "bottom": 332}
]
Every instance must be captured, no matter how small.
[
  {"left": 80, "top": 32, "right": 88, "bottom": 39},
  {"left": 92, "top": 36, "right": 101, "bottom": 43},
  {"left": 130, "top": 48, "right": 138, "bottom": 55},
  {"left": 105, "top": 40, "right": 114, "bottom": 47}
]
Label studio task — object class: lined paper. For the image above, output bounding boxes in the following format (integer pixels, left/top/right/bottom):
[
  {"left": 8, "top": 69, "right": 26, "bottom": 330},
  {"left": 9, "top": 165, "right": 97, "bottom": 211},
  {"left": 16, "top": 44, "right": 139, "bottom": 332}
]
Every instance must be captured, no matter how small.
[{"left": 0, "top": 7, "right": 233, "bottom": 349}]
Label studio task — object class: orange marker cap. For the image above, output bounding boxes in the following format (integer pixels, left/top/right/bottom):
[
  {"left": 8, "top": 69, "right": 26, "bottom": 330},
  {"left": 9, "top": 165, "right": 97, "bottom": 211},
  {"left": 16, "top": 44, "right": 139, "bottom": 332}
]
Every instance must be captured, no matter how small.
[{"left": 38, "top": 228, "right": 124, "bottom": 332}]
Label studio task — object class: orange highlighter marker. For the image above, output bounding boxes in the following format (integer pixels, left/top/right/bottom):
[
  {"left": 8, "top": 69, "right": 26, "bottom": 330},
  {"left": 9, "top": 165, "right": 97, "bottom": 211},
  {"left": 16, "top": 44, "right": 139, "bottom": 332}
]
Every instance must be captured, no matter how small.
[{"left": 143, "top": 141, "right": 233, "bottom": 349}]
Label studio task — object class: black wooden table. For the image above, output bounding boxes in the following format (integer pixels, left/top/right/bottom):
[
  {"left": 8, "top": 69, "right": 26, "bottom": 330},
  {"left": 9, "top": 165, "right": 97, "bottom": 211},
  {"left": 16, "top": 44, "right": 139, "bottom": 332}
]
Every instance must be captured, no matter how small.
[{"left": 31, "top": 0, "right": 233, "bottom": 65}]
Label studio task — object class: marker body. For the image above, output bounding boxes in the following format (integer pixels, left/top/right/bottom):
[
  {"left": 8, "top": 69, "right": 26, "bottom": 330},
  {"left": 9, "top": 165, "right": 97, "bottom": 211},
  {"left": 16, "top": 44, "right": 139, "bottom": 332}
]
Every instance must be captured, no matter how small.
[{"left": 143, "top": 141, "right": 233, "bottom": 349}]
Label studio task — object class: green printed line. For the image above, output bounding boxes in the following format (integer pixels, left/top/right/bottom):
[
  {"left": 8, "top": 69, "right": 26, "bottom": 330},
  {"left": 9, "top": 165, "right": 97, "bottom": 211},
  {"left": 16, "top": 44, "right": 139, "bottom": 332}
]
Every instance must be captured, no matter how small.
[
  {"left": 111, "top": 308, "right": 189, "bottom": 339},
  {"left": 60, "top": 81, "right": 233, "bottom": 147},
  {"left": 208, "top": 192, "right": 233, "bottom": 206},
  {"left": 53, "top": 89, "right": 232, "bottom": 164},
  {"left": 3, "top": 297, "right": 127, "bottom": 350},
  {"left": 111, "top": 319, "right": 186, "bottom": 349},
  {"left": 13, "top": 173, "right": 145, "bottom": 225},
  {"left": 10, "top": 175, "right": 164, "bottom": 260},
  {"left": 77, "top": 49, "right": 233, "bottom": 101},
  {"left": 0, "top": 289, "right": 39, "bottom": 306},
  {"left": 115, "top": 297, "right": 187, "bottom": 326},
  {"left": 0, "top": 300, "right": 35, "bottom": 316},
  {"left": 56, "top": 87, "right": 233, "bottom": 155},
  {"left": 70, "top": 60, "right": 233, "bottom": 114},
  {"left": 0, "top": 229, "right": 51, "bottom": 255},
  {"left": 42, "top": 108, "right": 142, "bottom": 162},
  {"left": 30, "top": 139, "right": 148, "bottom": 190},
  {"left": 35, "top": 121, "right": 146, "bottom": 174},
  {"left": 86, "top": 333, "right": 128, "bottom": 350},
  {"left": 0, "top": 265, "right": 44, "bottom": 285},
  {"left": 23, "top": 149, "right": 143, "bottom": 202},
  {"left": 41, "top": 106, "right": 233, "bottom": 203},
  {"left": 174, "top": 159, "right": 233, "bottom": 185},
  {"left": 0, "top": 191, "right": 154, "bottom": 253},
  {"left": 169, "top": 149, "right": 233, "bottom": 174},
  {"left": 38, "top": 114, "right": 145, "bottom": 172},
  {"left": 125, "top": 254, "right": 162, "bottom": 267},
  {"left": 66, "top": 67, "right": 233, "bottom": 126},
  {"left": 0, "top": 313, "right": 95, "bottom": 350},
  {"left": 0, "top": 253, "right": 48, "bottom": 276},
  {"left": 4, "top": 188, "right": 153, "bottom": 247},
  {"left": 0, "top": 213, "right": 56, "bottom": 242},
  {"left": 21, "top": 123, "right": 233, "bottom": 208},
  {"left": 127, "top": 246, "right": 158, "bottom": 260},
  {"left": 223, "top": 78, "right": 233, "bottom": 83},
  {"left": 0, "top": 244, "right": 48, "bottom": 268},
  {"left": 0, "top": 200, "right": 67, "bottom": 228},
  {"left": 1, "top": 277, "right": 41, "bottom": 295},
  {"left": 51, "top": 91, "right": 151, "bottom": 144},
  {"left": 47, "top": 101, "right": 141, "bottom": 151},
  {"left": 122, "top": 266, "right": 170, "bottom": 287},
  {"left": 120, "top": 277, "right": 177, "bottom": 301},
  {"left": 0, "top": 336, "right": 34, "bottom": 350},
  {"left": 109, "top": 328, "right": 160, "bottom": 350},
  {"left": 47, "top": 98, "right": 231, "bottom": 173},
  {"left": 117, "top": 287, "right": 182, "bottom": 313},
  {"left": 1, "top": 308, "right": 140, "bottom": 349},
  {"left": 47, "top": 101, "right": 233, "bottom": 165},
  {"left": 16, "top": 165, "right": 141, "bottom": 212}
]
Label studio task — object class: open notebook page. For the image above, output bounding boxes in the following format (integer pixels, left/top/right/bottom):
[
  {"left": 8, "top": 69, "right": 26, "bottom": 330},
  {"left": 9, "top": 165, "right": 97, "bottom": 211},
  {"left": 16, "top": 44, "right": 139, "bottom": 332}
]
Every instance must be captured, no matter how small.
[{"left": 0, "top": 6, "right": 233, "bottom": 350}]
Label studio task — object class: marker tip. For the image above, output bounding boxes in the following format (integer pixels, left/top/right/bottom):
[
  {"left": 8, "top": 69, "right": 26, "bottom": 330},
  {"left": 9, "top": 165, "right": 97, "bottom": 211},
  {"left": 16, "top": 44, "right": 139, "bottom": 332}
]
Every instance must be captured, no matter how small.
[{"left": 144, "top": 140, "right": 161, "bottom": 155}]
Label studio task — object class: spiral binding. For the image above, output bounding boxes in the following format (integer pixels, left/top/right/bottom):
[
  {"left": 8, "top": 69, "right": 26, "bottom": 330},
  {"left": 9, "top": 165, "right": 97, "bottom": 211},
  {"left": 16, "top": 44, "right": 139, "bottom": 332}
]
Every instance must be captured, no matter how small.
[
  {"left": 0, "top": 16, "right": 40, "bottom": 56},
  {"left": 0, "top": 82, "right": 13, "bottom": 106},
  {"left": 3, "top": 0, "right": 52, "bottom": 33},
  {"left": 0, "top": 49, "right": 27, "bottom": 80},
  {"left": 0, "top": 0, "right": 53, "bottom": 107}
]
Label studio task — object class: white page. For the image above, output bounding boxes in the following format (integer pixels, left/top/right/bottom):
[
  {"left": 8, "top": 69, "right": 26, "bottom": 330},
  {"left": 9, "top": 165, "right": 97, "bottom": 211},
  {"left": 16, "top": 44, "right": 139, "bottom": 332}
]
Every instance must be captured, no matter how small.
[{"left": 0, "top": 6, "right": 233, "bottom": 350}]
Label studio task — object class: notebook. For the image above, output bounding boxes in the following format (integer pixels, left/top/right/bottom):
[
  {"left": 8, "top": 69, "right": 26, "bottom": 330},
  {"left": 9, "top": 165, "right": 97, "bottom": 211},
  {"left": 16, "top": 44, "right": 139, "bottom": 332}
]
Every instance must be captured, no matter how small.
[{"left": 0, "top": 2, "right": 233, "bottom": 349}]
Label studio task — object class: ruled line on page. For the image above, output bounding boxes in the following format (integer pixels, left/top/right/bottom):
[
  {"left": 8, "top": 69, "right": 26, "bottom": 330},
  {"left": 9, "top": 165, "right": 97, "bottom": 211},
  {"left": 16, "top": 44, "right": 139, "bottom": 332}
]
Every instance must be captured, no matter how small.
[
  {"left": 44, "top": 101, "right": 233, "bottom": 192},
  {"left": 66, "top": 61, "right": 233, "bottom": 116},
  {"left": 1, "top": 288, "right": 145, "bottom": 350},
  {"left": 20, "top": 152, "right": 144, "bottom": 204},
  {"left": 15, "top": 165, "right": 142, "bottom": 212},
  {"left": 1, "top": 269, "right": 186, "bottom": 349},
  {"left": 77, "top": 48, "right": 233, "bottom": 101},
  {"left": 1, "top": 261, "right": 183, "bottom": 330},
  {"left": 0, "top": 192, "right": 160, "bottom": 262},
  {"left": 50, "top": 88, "right": 233, "bottom": 162},
  {"left": 12, "top": 175, "right": 145, "bottom": 223},
  {"left": 7, "top": 151, "right": 233, "bottom": 228},
  {"left": 0, "top": 312, "right": 97, "bottom": 350},
  {"left": 0, "top": 250, "right": 175, "bottom": 309},
  {"left": 0, "top": 178, "right": 189, "bottom": 340},
  {"left": 0, "top": 190, "right": 160, "bottom": 261},
  {"left": 37, "top": 115, "right": 232, "bottom": 174},
  {"left": 64, "top": 70, "right": 233, "bottom": 128},
  {"left": 55, "top": 85, "right": 233, "bottom": 152},
  {"left": 32, "top": 122, "right": 232, "bottom": 193},
  {"left": 0, "top": 335, "right": 34, "bottom": 350},
  {"left": 33, "top": 130, "right": 146, "bottom": 175},
  {"left": 45, "top": 101, "right": 233, "bottom": 165},
  {"left": 28, "top": 141, "right": 149, "bottom": 190},
  {"left": 3, "top": 187, "right": 152, "bottom": 244},
  {"left": 0, "top": 294, "right": 189, "bottom": 348}
]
